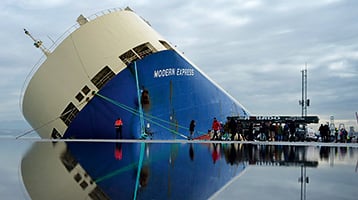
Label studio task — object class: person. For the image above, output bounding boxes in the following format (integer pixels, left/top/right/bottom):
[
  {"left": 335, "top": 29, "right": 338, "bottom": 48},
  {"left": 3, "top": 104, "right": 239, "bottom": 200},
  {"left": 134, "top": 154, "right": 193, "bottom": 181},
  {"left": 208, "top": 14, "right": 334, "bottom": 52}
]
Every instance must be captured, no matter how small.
[
  {"left": 228, "top": 118, "right": 237, "bottom": 141},
  {"left": 340, "top": 128, "right": 348, "bottom": 143},
  {"left": 248, "top": 123, "right": 254, "bottom": 141},
  {"left": 211, "top": 117, "right": 221, "bottom": 140},
  {"left": 289, "top": 122, "right": 296, "bottom": 141},
  {"left": 269, "top": 122, "right": 276, "bottom": 141},
  {"left": 323, "top": 124, "right": 330, "bottom": 142},
  {"left": 283, "top": 123, "right": 289, "bottom": 141},
  {"left": 276, "top": 123, "right": 283, "bottom": 141},
  {"left": 114, "top": 117, "right": 123, "bottom": 139},
  {"left": 259, "top": 122, "right": 267, "bottom": 141},
  {"left": 319, "top": 123, "right": 329, "bottom": 142},
  {"left": 189, "top": 120, "right": 195, "bottom": 140}
]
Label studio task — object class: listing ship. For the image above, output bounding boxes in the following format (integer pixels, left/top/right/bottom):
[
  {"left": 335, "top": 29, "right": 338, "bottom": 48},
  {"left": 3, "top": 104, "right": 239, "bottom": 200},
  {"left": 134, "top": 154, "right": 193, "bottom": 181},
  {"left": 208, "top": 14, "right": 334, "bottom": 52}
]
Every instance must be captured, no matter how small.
[{"left": 21, "top": 7, "right": 249, "bottom": 139}]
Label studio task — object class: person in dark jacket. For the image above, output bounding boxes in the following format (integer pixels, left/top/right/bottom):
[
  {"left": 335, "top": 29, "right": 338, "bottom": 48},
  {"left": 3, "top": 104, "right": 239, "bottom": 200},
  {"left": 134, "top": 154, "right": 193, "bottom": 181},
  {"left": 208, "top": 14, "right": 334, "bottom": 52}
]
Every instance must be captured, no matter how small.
[{"left": 189, "top": 120, "right": 195, "bottom": 140}]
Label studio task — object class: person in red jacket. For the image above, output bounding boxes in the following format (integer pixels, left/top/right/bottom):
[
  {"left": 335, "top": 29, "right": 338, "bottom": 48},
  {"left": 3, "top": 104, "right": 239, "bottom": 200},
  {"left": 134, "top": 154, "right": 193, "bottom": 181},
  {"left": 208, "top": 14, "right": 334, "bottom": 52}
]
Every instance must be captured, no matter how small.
[
  {"left": 114, "top": 118, "right": 123, "bottom": 139},
  {"left": 211, "top": 117, "right": 221, "bottom": 140}
]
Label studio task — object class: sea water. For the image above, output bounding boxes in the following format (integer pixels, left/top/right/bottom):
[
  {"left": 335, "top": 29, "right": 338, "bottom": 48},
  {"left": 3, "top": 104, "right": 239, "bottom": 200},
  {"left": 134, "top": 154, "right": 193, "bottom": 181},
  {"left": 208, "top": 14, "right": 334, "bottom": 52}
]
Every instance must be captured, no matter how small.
[{"left": 0, "top": 132, "right": 357, "bottom": 200}]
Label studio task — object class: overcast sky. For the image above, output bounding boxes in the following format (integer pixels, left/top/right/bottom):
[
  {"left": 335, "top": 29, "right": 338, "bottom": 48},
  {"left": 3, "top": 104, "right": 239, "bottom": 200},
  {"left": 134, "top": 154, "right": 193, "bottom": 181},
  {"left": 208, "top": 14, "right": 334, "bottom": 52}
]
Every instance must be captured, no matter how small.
[{"left": 0, "top": 0, "right": 357, "bottom": 135}]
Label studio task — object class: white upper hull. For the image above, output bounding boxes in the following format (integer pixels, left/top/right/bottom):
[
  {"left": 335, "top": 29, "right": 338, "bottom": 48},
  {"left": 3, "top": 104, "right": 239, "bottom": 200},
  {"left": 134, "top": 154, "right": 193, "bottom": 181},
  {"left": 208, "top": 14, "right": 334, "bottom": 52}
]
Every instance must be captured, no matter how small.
[{"left": 22, "top": 8, "right": 173, "bottom": 138}]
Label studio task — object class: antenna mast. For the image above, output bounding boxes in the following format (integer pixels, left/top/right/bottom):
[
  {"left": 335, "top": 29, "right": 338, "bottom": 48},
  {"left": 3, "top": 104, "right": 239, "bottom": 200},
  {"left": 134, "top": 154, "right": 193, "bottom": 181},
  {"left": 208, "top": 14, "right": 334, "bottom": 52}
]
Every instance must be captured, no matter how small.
[{"left": 24, "top": 28, "right": 51, "bottom": 56}]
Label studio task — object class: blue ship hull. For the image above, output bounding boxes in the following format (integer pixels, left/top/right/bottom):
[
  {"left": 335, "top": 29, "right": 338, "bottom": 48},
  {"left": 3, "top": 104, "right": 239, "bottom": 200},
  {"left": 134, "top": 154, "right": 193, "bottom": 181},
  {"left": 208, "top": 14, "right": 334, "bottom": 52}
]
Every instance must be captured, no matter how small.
[{"left": 63, "top": 50, "right": 248, "bottom": 139}]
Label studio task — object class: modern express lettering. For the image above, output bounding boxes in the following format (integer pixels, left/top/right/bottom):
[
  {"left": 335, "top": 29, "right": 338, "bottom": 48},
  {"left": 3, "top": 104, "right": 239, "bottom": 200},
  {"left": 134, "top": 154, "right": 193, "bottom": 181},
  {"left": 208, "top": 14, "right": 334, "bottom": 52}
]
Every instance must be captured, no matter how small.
[{"left": 153, "top": 68, "right": 194, "bottom": 78}]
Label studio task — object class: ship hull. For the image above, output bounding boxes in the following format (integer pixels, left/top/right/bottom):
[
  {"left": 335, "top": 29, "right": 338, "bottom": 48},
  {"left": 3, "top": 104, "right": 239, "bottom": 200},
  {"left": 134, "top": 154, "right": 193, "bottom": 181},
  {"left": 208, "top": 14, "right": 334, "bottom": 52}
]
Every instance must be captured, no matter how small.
[{"left": 63, "top": 50, "right": 248, "bottom": 139}]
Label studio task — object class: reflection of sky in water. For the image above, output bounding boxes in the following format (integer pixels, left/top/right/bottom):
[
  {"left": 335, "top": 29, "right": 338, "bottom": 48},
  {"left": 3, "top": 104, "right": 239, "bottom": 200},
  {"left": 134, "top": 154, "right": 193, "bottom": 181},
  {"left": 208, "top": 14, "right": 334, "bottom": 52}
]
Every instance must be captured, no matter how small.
[
  {"left": 0, "top": 139, "right": 33, "bottom": 200},
  {"left": 214, "top": 165, "right": 358, "bottom": 200},
  {"left": 213, "top": 145, "right": 358, "bottom": 200},
  {"left": 0, "top": 138, "right": 357, "bottom": 200}
]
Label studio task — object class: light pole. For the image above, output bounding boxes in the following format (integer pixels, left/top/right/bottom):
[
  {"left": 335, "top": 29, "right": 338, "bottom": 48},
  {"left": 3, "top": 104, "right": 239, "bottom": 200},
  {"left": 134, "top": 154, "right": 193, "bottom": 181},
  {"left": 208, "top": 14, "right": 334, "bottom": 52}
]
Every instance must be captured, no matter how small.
[
  {"left": 299, "top": 64, "right": 310, "bottom": 140},
  {"left": 299, "top": 64, "right": 309, "bottom": 117}
]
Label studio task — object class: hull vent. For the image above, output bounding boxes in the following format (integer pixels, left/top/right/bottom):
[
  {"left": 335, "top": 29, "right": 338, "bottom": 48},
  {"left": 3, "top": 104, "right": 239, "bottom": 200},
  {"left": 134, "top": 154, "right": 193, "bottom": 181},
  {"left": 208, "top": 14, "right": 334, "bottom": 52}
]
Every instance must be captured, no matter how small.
[
  {"left": 60, "top": 102, "right": 80, "bottom": 126},
  {"left": 91, "top": 66, "right": 115, "bottom": 90}
]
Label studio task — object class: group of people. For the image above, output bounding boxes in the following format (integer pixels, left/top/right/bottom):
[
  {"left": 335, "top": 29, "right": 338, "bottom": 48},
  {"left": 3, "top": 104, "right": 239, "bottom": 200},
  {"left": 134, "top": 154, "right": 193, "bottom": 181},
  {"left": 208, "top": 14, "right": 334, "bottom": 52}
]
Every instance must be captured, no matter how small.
[
  {"left": 207, "top": 117, "right": 306, "bottom": 142},
  {"left": 319, "top": 124, "right": 353, "bottom": 143},
  {"left": 114, "top": 117, "right": 321, "bottom": 143},
  {"left": 188, "top": 117, "right": 303, "bottom": 141},
  {"left": 188, "top": 117, "right": 223, "bottom": 141}
]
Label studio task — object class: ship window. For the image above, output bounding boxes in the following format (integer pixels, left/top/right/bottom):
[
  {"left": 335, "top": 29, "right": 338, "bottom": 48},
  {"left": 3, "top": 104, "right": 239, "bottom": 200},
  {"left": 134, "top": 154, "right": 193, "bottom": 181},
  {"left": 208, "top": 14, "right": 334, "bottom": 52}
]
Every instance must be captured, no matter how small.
[
  {"left": 60, "top": 149, "right": 78, "bottom": 172},
  {"left": 119, "top": 50, "right": 139, "bottom": 65},
  {"left": 89, "top": 186, "right": 111, "bottom": 200},
  {"left": 60, "top": 102, "right": 79, "bottom": 126},
  {"left": 82, "top": 85, "right": 90, "bottom": 95},
  {"left": 74, "top": 173, "right": 82, "bottom": 182},
  {"left": 51, "top": 128, "right": 62, "bottom": 139},
  {"left": 91, "top": 66, "right": 115, "bottom": 90},
  {"left": 80, "top": 181, "right": 89, "bottom": 190},
  {"left": 159, "top": 40, "right": 173, "bottom": 50},
  {"left": 75, "top": 92, "right": 84, "bottom": 102},
  {"left": 133, "top": 42, "right": 155, "bottom": 58}
]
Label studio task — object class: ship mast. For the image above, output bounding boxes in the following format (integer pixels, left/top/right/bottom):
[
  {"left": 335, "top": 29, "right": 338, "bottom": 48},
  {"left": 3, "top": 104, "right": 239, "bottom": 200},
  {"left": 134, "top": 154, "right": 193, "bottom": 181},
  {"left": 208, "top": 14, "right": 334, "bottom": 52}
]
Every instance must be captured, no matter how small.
[{"left": 24, "top": 28, "right": 51, "bottom": 56}]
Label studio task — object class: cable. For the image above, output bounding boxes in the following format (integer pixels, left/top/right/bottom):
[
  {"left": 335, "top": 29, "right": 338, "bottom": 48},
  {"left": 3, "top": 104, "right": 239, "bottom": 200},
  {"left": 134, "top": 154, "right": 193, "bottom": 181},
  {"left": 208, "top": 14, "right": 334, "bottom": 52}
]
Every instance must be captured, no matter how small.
[
  {"left": 16, "top": 92, "right": 208, "bottom": 140},
  {"left": 95, "top": 93, "right": 194, "bottom": 139},
  {"left": 15, "top": 102, "right": 85, "bottom": 139}
]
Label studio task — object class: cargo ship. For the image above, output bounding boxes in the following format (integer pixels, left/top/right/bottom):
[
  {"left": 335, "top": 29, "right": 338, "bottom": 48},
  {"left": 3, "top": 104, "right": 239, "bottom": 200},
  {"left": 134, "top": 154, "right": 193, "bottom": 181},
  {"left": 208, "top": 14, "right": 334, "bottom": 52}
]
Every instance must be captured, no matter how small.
[{"left": 21, "top": 7, "right": 249, "bottom": 139}]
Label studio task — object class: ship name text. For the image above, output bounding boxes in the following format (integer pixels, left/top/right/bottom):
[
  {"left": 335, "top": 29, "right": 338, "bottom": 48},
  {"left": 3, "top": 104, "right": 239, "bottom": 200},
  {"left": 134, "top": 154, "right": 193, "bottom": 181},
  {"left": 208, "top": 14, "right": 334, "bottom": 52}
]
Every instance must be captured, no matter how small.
[{"left": 153, "top": 68, "right": 194, "bottom": 78}]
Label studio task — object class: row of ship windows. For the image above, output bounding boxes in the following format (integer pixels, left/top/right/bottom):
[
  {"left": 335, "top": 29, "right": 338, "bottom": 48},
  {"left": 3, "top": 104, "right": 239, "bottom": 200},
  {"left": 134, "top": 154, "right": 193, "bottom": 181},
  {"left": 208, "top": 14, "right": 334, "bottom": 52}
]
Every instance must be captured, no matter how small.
[{"left": 52, "top": 40, "right": 172, "bottom": 138}]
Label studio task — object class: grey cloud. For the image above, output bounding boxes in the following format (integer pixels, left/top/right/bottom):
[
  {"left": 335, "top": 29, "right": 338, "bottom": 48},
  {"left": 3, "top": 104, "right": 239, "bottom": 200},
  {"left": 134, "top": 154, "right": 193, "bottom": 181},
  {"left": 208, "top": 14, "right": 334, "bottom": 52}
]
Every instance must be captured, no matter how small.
[{"left": 0, "top": 0, "right": 357, "bottom": 130}]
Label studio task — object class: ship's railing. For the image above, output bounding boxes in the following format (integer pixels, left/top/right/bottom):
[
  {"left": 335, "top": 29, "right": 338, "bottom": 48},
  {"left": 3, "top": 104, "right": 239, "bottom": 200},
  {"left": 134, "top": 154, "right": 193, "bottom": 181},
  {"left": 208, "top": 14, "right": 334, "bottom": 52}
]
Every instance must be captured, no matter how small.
[
  {"left": 47, "top": 7, "right": 123, "bottom": 53},
  {"left": 19, "top": 7, "right": 123, "bottom": 111}
]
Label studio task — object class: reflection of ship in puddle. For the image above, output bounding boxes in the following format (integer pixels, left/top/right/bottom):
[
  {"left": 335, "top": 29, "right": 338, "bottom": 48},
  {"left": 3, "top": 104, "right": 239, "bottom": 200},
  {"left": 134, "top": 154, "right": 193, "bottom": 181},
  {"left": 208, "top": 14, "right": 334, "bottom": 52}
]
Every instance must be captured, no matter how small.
[{"left": 21, "top": 142, "right": 324, "bottom": 199}]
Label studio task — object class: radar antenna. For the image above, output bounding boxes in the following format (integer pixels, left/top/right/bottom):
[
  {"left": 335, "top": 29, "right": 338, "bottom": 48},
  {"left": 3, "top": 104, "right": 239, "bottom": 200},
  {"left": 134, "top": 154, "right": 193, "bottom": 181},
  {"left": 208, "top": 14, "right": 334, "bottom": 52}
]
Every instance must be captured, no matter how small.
[{"left": 24, "top": 28, "right": 50, "bottom": 56}]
